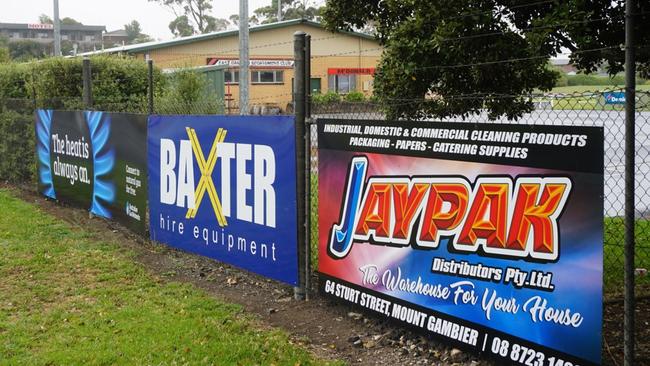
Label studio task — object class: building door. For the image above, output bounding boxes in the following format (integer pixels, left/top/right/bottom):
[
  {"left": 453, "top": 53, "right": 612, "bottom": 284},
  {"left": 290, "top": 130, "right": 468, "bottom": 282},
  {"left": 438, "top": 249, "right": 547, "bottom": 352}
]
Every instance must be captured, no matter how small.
[
  {"left": 310, "top": 78, "right": 321, "bottom": 94},
  {"left": 292, "top": 78, "right": 322, "bottom": 94}
]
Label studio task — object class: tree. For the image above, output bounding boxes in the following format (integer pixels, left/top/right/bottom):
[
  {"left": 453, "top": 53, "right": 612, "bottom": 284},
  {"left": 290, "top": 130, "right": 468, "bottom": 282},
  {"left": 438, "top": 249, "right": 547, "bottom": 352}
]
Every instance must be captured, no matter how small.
[
  {"left": 204, "top": 16, "right": 230, "bottom": 33},
  {"left": 323, "top": 0, "right": 649, "bottom": 120},
  {"left": 226, "top": 14, "right": 259, "bottom": 27},
  {"left": 169, "top": 15, "right": 194, "bottom": 37},
  {"left": 124, "top": 20, "right": 154, "bottom": 44},
  {"left": 37, "top": 14, "right": 82, "bottom": 26},
  {"left": 252, "top": 0, "right": 323, "bottom": 24},
  {"left": 228, "top": 14, "right": 240, "bottom": 26},
  {"left": 150, "top": 0, "right": 229, "bottom": 35},
  {"left": 9, "top": 40, "right": 49, "bottom": 61},
  {"left": 125, "top": 20, "right": 143, "bottom": 41},
  {"left": 38, "top": 14, "right": 53, "bottom": 24},
  {"left": 61, "top": 17, "right": 82, "bottom": 25},
  {"left": 563, "top": 0, "right": 650, "bottom": 78}
]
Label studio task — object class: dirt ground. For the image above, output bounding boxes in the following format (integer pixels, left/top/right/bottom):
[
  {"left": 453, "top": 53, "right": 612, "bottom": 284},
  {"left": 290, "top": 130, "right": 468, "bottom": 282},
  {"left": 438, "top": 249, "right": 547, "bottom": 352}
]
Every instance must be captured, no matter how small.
[{"left": 11, "top": 187, "right": 649, "bottom": 366}]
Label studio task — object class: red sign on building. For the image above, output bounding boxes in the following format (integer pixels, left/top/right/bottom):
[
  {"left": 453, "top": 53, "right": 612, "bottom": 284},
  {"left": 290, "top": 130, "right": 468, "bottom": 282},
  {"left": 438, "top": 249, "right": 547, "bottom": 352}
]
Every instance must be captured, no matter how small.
[{"left": 327, "top": 68, "right": 376, "bottom": 75}]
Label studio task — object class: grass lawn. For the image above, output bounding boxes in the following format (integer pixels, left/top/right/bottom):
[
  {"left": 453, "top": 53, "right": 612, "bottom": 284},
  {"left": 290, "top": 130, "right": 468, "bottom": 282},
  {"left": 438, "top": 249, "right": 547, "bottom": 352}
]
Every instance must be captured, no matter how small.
[
  {"left": 0, "top": 189, "right": 338, "bottom": 366},
  {"left": 550, "top": 85, "right": 650, "bottom": 93},
  {"left": 535, "top": 85, "right": 650, "bottom": 111}
]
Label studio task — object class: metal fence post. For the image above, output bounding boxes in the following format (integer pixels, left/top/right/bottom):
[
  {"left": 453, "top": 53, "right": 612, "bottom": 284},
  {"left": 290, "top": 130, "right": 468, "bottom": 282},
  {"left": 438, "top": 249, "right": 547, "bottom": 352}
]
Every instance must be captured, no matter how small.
[
  {"left": 624, "top": 0, "right": 636, "bottom": 364},
  {"left": 147, "top": 59, "right": 154, "bottom": 115},
  {"left": 303, "top": 34, "right": 312, "bottom": 300},
  {"left": 82, "top": 58, "right": 94, "bottom": 219},
  {"left": 293, "top": 31, "right": 307, "bottom": 300},
  {"left": 82, "top": 57, "right": 93, "bottom": 109}
]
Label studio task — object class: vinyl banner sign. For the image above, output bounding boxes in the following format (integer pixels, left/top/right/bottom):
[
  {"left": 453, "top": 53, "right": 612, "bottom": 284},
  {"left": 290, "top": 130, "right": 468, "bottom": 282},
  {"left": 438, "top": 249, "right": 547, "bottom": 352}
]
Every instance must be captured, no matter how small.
[
  {"left": 317, "top": 119, "right": 604, "bottom": 366},
  {"left": 148, "top": 115, "right": 299, "bottom": 285},
  {"left": 35, "top": 110, "right": 148, "bottom": 234}
]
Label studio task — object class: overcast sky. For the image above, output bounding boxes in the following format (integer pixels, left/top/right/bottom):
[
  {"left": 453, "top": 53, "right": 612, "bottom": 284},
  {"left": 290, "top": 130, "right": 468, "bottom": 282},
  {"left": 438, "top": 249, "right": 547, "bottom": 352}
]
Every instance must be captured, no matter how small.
[{"left": 2, "top": 0, "right": 323, "bottom": 40}]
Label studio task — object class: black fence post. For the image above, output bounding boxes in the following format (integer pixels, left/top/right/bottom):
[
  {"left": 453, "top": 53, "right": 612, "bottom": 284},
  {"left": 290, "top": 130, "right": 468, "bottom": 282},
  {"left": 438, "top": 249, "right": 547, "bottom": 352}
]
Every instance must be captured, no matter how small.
[
  {"left": 293, "top": 31, "right": 307, "bottom": 300},
  {"left": 82, "top": 57, "right": 93, "bottom": 109},
  {"left": 147, "top": 59, "right": 154, "bottom": 115},
  {"left": 303, "top": 34, "right": 312, "bottom": 300},
  {"left": 624, "top": 0, "right": 636, "bottom": 364}
]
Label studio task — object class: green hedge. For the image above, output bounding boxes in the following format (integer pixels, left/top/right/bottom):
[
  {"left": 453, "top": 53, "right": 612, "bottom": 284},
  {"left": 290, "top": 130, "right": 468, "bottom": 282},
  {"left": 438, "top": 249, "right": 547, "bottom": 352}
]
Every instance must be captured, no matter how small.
[
  {"left": 0, "top": 109, "right": 34, "bottom": 183},
  {"left": 0, "top": 56, "right": 219, "bottom": 184}
]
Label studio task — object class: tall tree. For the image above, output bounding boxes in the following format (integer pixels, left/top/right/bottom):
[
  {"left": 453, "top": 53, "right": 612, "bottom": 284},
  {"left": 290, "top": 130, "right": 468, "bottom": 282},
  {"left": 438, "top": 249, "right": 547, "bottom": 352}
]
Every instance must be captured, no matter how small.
[
  {"left": 227, "top": 14, "right": 259, "bottom": 27},
  {"left": 252, "top": 0, "right": 323, "bottom": 24},
  {"left": 124, "top": 20, "right": 154, "bottom": 44},
  {"left": 37, "top": 14, "right": 82, "bottom": 26},
  {"left": 38, "top": 14, "right": 53, "bottom": 24},
  {"left": 169, "top": 15, "right": 194, "bottom": 37},
  {"left": 323, "top": 0, "right": 648, "bottom": 120},
  {"left": 61, "top": 17, "right": 82, "bottom": 25},
  {"left": 564, "top": 0, "right": 650, "bottom": 78},
  {"left": 150, "top": 0, "right": 229, "bottom": 36},
  {"left": 9, "top": 40, "right": 49, "bottom": 61},
  {"left": 124, "top": 20, "right": 143, "bottom": 41}
]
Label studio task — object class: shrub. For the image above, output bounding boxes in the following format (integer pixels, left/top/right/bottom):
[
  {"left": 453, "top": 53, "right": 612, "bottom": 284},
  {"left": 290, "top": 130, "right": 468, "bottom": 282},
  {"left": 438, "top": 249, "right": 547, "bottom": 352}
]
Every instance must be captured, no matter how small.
[
  {"left": 344, "top": 91, "right": 366, "bottom": 102},
  {"left": 554, "top": 73, "right": 568, "bottom": 87},
  {"left": 155, "top": 68, "right": 223, "bottom": 114},
  {"left": 0, "top": 62, "right": 29, "bottom": 100},
  {"left": 312, "top": 91, "right": 341, "bottom": 104},
  {"left": 0, "top": 109, "right": 34, "bottom": 183},
  {"left": 0, "top": 56, "right": 227, "bottom": 185},
  {"left": 27, "top": 56, "right": 165, "bottom": 112}
]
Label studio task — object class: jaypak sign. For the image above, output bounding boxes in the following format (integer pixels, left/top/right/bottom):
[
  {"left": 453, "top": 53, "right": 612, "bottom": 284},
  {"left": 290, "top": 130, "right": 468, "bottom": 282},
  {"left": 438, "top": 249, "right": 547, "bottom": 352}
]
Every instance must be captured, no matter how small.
[
  {"left": 318, "top": 119, "right": 604, "bottom": 366},
  {"left": 148, "top": 115, "right": 299, "bottom": 285}
]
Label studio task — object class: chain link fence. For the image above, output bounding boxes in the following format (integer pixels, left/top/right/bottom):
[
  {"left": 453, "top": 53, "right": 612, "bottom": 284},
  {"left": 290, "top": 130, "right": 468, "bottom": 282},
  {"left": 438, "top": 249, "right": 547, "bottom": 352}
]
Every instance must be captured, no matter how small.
[
  {"left": 2, "top": 87, "right": 648, "bottom": 364},
  {"left": 309, "top": 89, "right": 650, "bottom": 365},
  {"left": 311, "top": 89, "right": 650, "bottom": 299},
  {"left": 3, "top": 89, "right": 648, "bottom": 296}
]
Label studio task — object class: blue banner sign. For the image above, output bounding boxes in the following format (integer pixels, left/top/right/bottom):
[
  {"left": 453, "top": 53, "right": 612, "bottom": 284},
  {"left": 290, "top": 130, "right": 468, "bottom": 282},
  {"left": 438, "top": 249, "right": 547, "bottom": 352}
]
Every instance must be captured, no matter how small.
[
  {"left": 603, "top": 91, "right": 625, "bottom": 105},
  {"left": 148, "top": 115, "right": 299, "bottom": 285}
]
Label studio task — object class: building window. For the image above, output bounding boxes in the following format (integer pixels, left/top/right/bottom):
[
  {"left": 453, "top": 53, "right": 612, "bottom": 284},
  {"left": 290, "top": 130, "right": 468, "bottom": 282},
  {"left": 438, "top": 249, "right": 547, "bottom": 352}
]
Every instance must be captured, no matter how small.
[
  {"left": 84, "top": 35, "right": 95, "bottom": 42},
  {"left": 328, "top": 74, "right": 356, "bottom": 93},
  {"left": 252, "top": 70, "right": 283, "bottom": 84},
  {"left": 225, "top": 70, "right": 239, "bottom": 84}
]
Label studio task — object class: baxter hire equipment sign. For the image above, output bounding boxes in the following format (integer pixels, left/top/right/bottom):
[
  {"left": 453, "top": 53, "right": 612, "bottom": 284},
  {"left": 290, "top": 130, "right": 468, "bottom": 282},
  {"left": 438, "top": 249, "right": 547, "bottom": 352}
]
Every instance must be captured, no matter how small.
[
  {"left": 148, "top": 115, "right": 299, "bottom": 285},
  {"left": 318, "top": 119, "right": 604, "bottom": 366}
]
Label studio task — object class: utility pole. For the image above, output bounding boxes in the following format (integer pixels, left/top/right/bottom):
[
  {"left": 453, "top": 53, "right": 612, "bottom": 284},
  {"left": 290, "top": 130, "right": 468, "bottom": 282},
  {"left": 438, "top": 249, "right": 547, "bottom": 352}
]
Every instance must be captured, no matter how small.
[
  {"left": 53, "top": 0, "right": 61, "bottom": 56},
  {"left": 239, "top": 0, "right": 249, "bottom": 115},
  {"left": 277, "top": 0, "right": 282, "bottom": 22}
]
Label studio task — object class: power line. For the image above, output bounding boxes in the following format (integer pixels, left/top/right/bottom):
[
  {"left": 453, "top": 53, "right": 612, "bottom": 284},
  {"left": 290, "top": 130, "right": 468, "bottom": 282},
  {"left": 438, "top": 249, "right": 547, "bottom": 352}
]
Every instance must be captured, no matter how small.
[
  {"left": 401, "top": 45, "right": 636, "bottom": 72},
  {"left": 443, "top": 0, "right": 559, "bottom": 22},
  {"left": 435, "top": 15, "right": 626, "bottom": 44}
]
